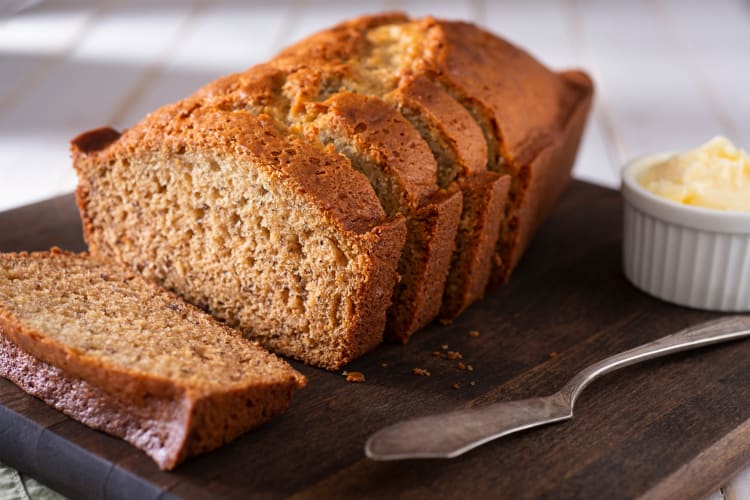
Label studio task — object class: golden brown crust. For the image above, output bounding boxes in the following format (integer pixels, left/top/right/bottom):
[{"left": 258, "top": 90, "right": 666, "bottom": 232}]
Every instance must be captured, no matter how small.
[
  {"left": 73, "top": 99, "right": 386, "bottom": 237},
  {"left": 410, "top": 18, "right": 594, "bottom": 282},
  {"left": 419, "top": 19, "right": 571, "bottom": 164},
  {"left": 386, "top": 186, "right": 462, "bottom": 341},
  {"left": 0, "top": 251, "right": 305, "bottom": 470},
  {"left": 271, "top": 15, "right": 508, "bottom": 329},
  {"left": 391, "top": 75, "right": 487, "bottom": 178},
  {"left": 200, "top": 61, "right": 460, "bottom": 341},
  {"left": 273, "top": 12, "right": 407, "bottom": 62},
  {"left": 306, "top": 91, "right": 437, "bottom": 209},
  {"left": 440, "top": 172, "right": 510, "bottom": 321},
  {"left": 0, "top": 334, "right": 298, "bottom": 470},
  {"left": 70, "top": 127, "right": 122, "bottom": 153}
]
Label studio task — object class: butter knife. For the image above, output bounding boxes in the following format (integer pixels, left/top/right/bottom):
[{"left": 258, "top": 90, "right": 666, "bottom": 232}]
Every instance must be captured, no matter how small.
[{"left": 365, "top": 315, "right": 750, "bottom": 460}]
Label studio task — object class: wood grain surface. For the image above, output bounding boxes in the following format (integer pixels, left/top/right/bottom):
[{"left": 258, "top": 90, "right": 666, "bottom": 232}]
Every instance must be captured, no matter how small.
[{"left": 1, "top": 181, "right": 749, "bottom": 500}]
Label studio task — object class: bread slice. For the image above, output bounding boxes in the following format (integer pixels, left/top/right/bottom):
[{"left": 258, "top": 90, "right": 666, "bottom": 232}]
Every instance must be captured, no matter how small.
[
  {"left": 297, "top": 93, "right": 463, "bottom": 338},
  {"left": 356, "top": 15, "right": 594, "bottom": 287},
  {"left": 0, "top": 249, "right": 306, "bottom": 470},
  {"left": 197, "top": 64, "right": 463, "bottom": 341},
  {"left": 271, "top": 13, "right": 511, "bottom": 320},
  {"left": 73, "top": 101, "right": 406, "bottom": 370}
]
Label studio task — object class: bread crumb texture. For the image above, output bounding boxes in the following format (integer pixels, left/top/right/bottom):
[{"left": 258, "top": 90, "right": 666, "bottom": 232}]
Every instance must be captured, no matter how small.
[
  {"left": 0, "top": 251, "right": 305, "bottom": 470},
  {"left": 73, "top": 105, "right": 405, "bottom": 370}
]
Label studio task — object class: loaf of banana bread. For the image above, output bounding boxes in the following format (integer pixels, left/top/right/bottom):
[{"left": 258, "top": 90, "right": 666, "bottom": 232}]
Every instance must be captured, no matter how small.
[{"left": 72, "top": 13, "right": 592, "bottom": 367}]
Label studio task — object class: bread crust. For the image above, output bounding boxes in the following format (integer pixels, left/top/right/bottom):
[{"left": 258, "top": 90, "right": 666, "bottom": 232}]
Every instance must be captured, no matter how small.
[
  {"left": 74, "top": 100, "right": 389, "bottom": 236},
  {"left": 73, "top": 101, "right": 407, "bottom": 370},
  {"left": 0, "top": 251, "right": 306, "bottom": 470},
  {"left": 392, "top": 75, "right": 486, "bottom": 179},
  {"left": 413, "top": 18, "right": 594, "bottom": 284},
  {"left": 0, "top": 335, "right": 300, "bottom": 470},
  {"left": 71, "top": 12, "right": 593, "bottom": 365},
  {"left": 310, "top": 91, "right": 437, "bottom": 208},
  {"left": 268, "top": 18, "right": 510, "bottom": 331},
  {"left": 199, "top": 64, "right": 461, "bottom": 342}
]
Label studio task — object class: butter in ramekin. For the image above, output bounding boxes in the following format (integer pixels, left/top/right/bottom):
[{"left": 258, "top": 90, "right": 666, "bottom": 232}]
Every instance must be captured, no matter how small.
[{"left": 638, "top": 136, "right": 750, "bottom": 211}]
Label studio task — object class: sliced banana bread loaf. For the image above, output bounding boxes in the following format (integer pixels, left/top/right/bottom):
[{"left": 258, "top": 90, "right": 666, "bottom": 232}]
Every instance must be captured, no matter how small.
[
  {"left": 72, "top": 13, "right": 592, "bottom": 363},
  {"left": 73, "top": 100, "right": 406, "bottom": 369},
  {"left": 197, "top": 64, "right": 463, "bottom": 341},
  {"left": 271, "top": 13, "right": 511, "bottom": 320},
  {"left": 0, "top": 249, "right": 306, "bottom": 470}
]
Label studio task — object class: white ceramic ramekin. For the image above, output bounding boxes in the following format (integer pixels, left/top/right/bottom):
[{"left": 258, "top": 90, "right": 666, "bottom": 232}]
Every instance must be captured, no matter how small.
[{"left": 621, "top": 154, "right": 750, "bottom": 311}]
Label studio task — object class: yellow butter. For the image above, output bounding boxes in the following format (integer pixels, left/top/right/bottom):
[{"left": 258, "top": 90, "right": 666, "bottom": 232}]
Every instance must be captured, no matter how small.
[{"left": 638, "top": 137, "right": 750, "bottom": 211}]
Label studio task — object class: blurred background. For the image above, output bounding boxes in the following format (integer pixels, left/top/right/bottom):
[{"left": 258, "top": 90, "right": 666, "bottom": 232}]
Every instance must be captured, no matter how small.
[
  {"left": 0, "top": 0, "right": 748, "bottom": 213},
  {"left": 0, "top": 0, "right": 748, "bottom": 212}
]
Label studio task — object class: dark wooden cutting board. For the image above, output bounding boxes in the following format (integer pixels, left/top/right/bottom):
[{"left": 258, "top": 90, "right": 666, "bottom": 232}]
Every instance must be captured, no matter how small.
[{"left": 1, "top": 181, "right": 749, "bottom": 500}]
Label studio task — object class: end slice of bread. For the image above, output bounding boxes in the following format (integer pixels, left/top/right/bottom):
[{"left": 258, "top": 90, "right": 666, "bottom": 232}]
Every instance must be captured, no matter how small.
[
  {"left": 0, "top": 249, "right": 306, "bottom": 470},
  {"left": 73, "top": 102, "right": 406, "bottom": 370}
]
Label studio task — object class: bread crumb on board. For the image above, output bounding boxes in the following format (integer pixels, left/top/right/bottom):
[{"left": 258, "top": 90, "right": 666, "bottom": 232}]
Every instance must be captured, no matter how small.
[
  {"left": 345, "top": 371, "right": 365, "bottom": 383},
  {"left": 412, "top": 368, "right": 431, "bottom": 377},
  {"left": 549, "top": 351, "right": 559, "bottom": 359},
  {"left": 452, "top": 383, "right": 460, "bottom": 390},
  {"left": 441, "top": 344, "right": 449, "bottom": 350},
  {"left": 446, "top": 351, "right": 463, "bottom": 360},
  {"left": 469, "top": 330, "right": 480, "bottom": 337},
  {"left": 381, "top": 362, "right": 389, "bottom": 368}
]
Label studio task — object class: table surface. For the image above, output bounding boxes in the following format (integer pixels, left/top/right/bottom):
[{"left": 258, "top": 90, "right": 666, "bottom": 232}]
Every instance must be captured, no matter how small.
[
  {"left": 0, "top": 1, "right": 748, "bottom": 498},
  {"left": 2, "top": 182, "right": 750, "bottom": 500}
]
